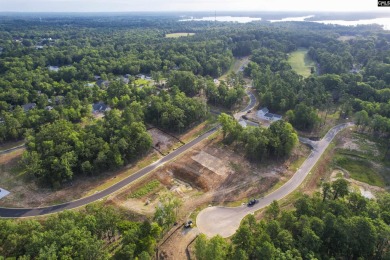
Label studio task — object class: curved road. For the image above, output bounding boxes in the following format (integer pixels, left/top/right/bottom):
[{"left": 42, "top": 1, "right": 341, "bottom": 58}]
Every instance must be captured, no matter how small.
[
  {"left": 197, "top": 123, "right": 352, "bottom": 238},
  {"left": 0, "top": 87, "right": 257, "bottom": 218}
]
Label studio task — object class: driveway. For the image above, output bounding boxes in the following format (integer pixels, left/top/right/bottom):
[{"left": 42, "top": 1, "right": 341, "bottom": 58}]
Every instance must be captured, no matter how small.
[{"left": 196, "top": 123, "right": 352, "bottom": 238}]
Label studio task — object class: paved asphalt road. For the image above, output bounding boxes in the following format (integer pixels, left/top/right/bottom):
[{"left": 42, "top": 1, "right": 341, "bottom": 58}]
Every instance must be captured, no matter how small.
[
  {"left": 196, "top": 123, "right": 352, "bottom": 238},
  {"left": 0, "top": 86, "right": 258, "bottom": 218},
  {"left": 0, "top": 127, "right": 218, "bottom": 217}
]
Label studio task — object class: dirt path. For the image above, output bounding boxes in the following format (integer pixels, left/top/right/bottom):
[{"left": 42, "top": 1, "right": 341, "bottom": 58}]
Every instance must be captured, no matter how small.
[{"left": 158, "top": 227, "right": 199, "bottom": 260}]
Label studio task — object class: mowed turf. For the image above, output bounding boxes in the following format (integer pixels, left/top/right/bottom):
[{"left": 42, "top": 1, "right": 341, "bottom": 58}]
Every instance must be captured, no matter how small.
[
  {"left": 165, "top": 33, "right": 195, "bottom": 38},
  {"left": 288, "top": 48, "right": 316, "bottom": 78}
]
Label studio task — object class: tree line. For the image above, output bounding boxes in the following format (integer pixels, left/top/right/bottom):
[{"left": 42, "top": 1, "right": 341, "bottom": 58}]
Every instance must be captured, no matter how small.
[{"left": 218, "top": 113, "right": 298, "bottom": 161}]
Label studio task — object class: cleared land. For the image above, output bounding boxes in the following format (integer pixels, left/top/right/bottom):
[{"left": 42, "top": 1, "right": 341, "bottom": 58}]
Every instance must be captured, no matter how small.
[
  {"left": 288, "top": 48, "right": 316, "bottom": 78},
  {"left": 165, "top": 33, "right": 195, "bottom": 38},
  {"left": 334, "top": 130, "right": 390, "bottom": 188},
  {"left": 110, "top": 131, "right": 309, "bottom": 258},
  {"left": 219, "top": 56, "right": 250, "bottom": 81}
]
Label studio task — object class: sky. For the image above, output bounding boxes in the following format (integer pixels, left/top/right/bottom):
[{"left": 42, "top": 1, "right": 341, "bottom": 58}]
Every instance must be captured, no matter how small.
[{"left": 0, "top": 0, "right": 381, "bottom": 12}]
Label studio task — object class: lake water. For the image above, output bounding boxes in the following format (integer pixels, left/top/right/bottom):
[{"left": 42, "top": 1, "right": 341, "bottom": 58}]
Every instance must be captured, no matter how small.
[
  {"left": 312, "top": 17, "right": 390, "bottom": 30},
  {"left": 269, "top": 15, "right": 390, "bottom": 30},
  {"left": 269, "top": 15, "right": 315, "bottom": 23},
  {"left": 180, "top": 15, "right": 390, "bottom": 30},
  {"left": 179, "top": 16, "right": 261, "bottom": 23}
]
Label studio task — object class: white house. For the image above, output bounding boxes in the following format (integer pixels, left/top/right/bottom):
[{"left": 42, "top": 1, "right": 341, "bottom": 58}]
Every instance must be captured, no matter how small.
[
  {"left": 257, "top": 107, "right": 282, "bottom": 122},
  {"left": 48, "top": 66, "right": 60, "bottom": 72},
  {"left": 238, "top": 119, "right": 247, "bottom": 128}
]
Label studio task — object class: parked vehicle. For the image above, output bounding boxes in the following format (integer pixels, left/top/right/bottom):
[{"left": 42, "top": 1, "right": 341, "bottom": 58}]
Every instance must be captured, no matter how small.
[
  {"left": 184, "top": 220, "right": 193, "bottom": 228},
  {"left": 247, "top": 199, "right": 258, "bottom": 207}
]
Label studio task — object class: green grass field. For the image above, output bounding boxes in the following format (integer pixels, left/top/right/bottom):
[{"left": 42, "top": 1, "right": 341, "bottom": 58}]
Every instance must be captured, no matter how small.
[
  {"left": 334, "top": 154, "right": 386, "bottom": 187},
  {"left": 288, "top": 48, "right": 316, "bottom": 78},
  {"left": 134, "top": 79, "right": 150, "bottom": 86},
  {"left": 129, "top": 180, "right": 161, "bottom": 199},
  {"left": 165, "top": 33, "right": 195, "bottom": 38}
]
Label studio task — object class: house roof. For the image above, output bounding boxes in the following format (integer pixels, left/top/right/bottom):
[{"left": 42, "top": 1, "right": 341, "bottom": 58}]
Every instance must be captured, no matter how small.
[
  {"left": 259, "top": 107, "right": 269, "bottom": 113},
  {"left": 48, "top": 66, "right": 60, "bottom": 72},
  {"left": 22, "top": 103, "right": 36, "bottom": 112},
  {"left": 238, "top": 120, "right": 247, "bottom": 128},
  {"left": 92, "top": 102, "right": 109, "bottom": 112},
  {"left": 264, "top": 113, "right": 282, "bottom": 120},
  {"left": 96, "top": 79, "right": 109, "bottom": 87}
]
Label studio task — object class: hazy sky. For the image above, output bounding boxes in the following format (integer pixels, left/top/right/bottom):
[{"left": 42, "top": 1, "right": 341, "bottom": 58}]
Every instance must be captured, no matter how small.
[{"left": 0, "top": 0, "right": 380, "bottom": 12}]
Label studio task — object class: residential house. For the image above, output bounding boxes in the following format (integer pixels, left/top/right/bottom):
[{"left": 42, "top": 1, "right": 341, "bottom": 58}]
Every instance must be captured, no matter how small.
[
  {"left": 136, "top": 74, "right": 146, "bottom": 79},
  {"left": 48, "top": 66, "right": 60, "bottom": 72},
  {"left": 238, "top": 119, "right": 247, "bottom": 128},
  {"left": 54, "top": 96, "right": 65, "bottom": 105},
  {"left": 92, "top": 102, "right": 111, "bottom": 113},
  {"left": 117, "top": 76, "right": 129, "bottom": 84},
  {"left": 96, "top": 79, "right": 110, "bottom": 88},
  {"left": 22, "top": 103, "right": 37, "bottom": 112},
  {"left": 257, "top": 107, "right": 282, "bottom": 122}
]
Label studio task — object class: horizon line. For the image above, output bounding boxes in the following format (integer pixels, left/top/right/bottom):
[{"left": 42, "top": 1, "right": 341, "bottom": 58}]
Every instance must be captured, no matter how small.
[{"left": 0, "top": 10, "right": 386, "bottom": 13}]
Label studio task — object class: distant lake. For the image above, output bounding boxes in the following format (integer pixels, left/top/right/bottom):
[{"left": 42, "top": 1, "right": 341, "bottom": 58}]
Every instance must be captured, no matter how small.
[
  {"left": 312, "top": 17, "right": 390, "bottom": 30},
  {"left": 269, "top": 15, "right": 314, "bottom": 23},
  {"left": 179, "top": 16, "right": 261, "bottom": 23},
  {"left": 180, "top": 15, "right": 390, "bottom": 30},
  {"left": 268, "top": 15, "right": 390, "bottom": 30}
]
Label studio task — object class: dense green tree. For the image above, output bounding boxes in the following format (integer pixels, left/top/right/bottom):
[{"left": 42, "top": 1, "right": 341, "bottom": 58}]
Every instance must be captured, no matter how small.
[{"left": 286, "top": 103, "right": 320, "bottom": 131}]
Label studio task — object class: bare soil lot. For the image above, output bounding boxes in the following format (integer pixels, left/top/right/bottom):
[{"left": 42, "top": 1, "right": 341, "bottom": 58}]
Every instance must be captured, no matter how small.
[{"left": 148, "top": 128, "right": 181, "bottom": 154}]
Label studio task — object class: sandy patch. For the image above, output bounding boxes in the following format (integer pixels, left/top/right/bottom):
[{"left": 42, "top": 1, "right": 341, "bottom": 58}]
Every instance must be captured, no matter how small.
[
  {"left": 191, "top": 151, "right": 232, "bottom": 177},
  {"left": 341, "top": 139, "right": 360, "bottom": 151},
  {"left": 330, "top": 169, "right": 384, "bottom": 199},
  {"left": 170, "top": 179, "right": 193, "bottom": 198},
  {"left": 359, "top": 187, "right": 375, "bottom": 199}
]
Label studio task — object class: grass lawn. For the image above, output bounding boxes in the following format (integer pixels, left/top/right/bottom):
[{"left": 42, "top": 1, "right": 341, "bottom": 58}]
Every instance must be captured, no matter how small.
[
  {"left": 334, "top": 154, "right": 386, "bottom": 187},
  {"left": 219, "top": 56, "right": 250, "bottom": 81},
  {"left": 165, "top": 33, "right": 195, "bottom": 38},
  {"left": 288, "top": 48, "right": 316, "bottom": 78},
  {"left": 85, "top": 153, "right": 161, "bottom": 196},
  {"left": 129, "top": 180, "right": 161, "bottom": 199},
  {"left": 134, "top": 79, "right": 151, "bottom": 86}
]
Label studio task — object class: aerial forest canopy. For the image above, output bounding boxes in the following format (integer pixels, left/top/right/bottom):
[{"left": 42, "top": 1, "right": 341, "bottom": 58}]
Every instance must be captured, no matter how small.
[
  {"left": 1, "top": 14, "right": 390, "bottom": 188},
  {"left": 0, "top": 13, "right": 390, "bottom": 259}
]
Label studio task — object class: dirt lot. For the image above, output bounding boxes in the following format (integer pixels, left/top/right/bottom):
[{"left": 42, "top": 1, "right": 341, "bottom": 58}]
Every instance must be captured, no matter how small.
[
  {"left": 148, "top": 128, "right": 181, "bottom": 154},
  {"left": 107, "top": 132, "right": 310, "bottom": 259}
]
